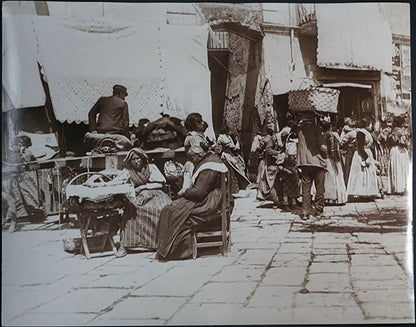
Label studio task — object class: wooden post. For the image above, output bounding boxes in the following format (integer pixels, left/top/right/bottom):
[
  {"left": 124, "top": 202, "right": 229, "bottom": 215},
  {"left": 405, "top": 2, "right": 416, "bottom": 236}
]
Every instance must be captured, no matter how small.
[{"left": 221, "top": 172, "right": 227, "bottom": 256}]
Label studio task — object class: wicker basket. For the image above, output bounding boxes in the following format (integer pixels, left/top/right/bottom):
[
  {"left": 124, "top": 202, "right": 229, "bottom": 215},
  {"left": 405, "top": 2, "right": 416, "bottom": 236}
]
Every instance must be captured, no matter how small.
[{"left": 288, "top": 87, "right": 340, "bottom": 113}]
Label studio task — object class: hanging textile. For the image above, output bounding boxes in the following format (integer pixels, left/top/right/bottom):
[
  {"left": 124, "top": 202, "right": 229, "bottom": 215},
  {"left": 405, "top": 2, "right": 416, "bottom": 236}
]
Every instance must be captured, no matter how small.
[
  {"left": 33, "top": 17, "right": 165, "bottom": 125},
  {"left": 262, "top": 33, "right": 307, "bottom": 95},
  {"left": 30, "top": 17, "right": 213, "bottom": 138},
  {"left": 2, "top": 16, "right": 46, "bottom": 111},
  {"left": 316, "top": 3, "right": 392, "bottom": 73}
]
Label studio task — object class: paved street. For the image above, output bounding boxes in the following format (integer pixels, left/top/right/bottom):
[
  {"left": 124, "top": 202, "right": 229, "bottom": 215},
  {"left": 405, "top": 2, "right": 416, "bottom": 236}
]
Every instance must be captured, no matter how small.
[{"left": 2, "top": 190, "right": 414, "bottom": 325}]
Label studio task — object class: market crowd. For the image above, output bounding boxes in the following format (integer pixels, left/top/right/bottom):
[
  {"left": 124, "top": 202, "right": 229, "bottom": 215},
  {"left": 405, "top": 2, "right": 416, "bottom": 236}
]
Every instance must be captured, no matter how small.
[
  {"left": 2, "top": 84, "right": 412, "bottom": 261},
  {"left": 252, "top": 110, "right": 411, "bottom": 220}
]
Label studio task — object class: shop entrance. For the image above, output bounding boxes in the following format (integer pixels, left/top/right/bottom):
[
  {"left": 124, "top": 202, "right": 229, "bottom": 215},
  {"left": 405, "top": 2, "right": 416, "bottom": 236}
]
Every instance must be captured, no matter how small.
[
  {"left": 335, "top": 87, "right": 373, "bottom": 126},
  {"left": 208, "top": 50, "right": 229, "bottom": 136}
]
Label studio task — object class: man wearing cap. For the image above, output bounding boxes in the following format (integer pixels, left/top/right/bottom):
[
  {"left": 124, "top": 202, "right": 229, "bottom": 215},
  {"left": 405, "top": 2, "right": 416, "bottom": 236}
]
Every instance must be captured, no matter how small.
[{"left": 88, "top": 85, "right": 130, "bottom": 137}]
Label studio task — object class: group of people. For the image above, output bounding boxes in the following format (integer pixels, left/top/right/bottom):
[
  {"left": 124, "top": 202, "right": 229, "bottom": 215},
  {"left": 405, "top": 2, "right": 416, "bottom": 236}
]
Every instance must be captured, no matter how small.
[
  {"left": 254, "top": 110, "right": 411, "bottom": 220},
  {"left": 4, "top": 83, "right": 411, "bottom": 261},
  {"left": 86, "top": 107, "right": 234, "bottom": 260}
]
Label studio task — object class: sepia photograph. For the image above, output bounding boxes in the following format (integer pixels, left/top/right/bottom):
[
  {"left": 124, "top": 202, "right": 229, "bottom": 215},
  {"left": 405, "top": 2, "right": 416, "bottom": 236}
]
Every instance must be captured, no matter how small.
[{"left": 2, "top": 1, "right": 414, "bottom": 325}]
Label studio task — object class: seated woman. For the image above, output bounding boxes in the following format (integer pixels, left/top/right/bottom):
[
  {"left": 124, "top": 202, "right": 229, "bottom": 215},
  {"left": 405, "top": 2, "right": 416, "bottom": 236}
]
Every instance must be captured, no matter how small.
[
  {"left": 111, "top": 148, "right": 172, "bottom": 257},
  {"left": 156, "top": 144, "right": 231, "bottom": 260}
]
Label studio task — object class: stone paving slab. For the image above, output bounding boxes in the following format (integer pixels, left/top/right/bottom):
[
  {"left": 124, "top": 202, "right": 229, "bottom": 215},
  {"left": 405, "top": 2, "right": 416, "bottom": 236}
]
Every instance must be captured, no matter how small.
[
  {"left": 130, "top": 273, "right": 210, "bottom": 297},
  {"left": 211, "top": 265, "right": 264, "bottom": 282},
  {"left": 262, "top": 267, "right": 306, "bottom": 286},
  {"left": 87, "top": 317, "right": 166, "bottom": 326},
  {"left": 30, "top": 288, "right": 129, "bottom": 314},
  {"left": 271, "top": 253, "right": 311, "bottom": 267},
  {"left": 309, "top": 262, "right": 349, "bottom": 274},
  {"left": 313, "top": 254, "right": 349, "bottom": 262},
  {"left": 277, "top": 243, "right": 312, "bottom": 254},
  {"left": 290, "top": 306, "right": 365, "bottom": 324},
  {"left": 361, "top": 302, "right": 414, "bottom": 319},
  {"left": 248, "top": 285, "right": 299, "bottom": 308},
  {"left": 95, "top": 296, "right": 187, "bottom": 320},
  {"left": 350, "top": 265, "right": 405, "bottom": 280},
  {"left": 236, "top": 249, "right": 277, "bottom": 265},
  {"left": 313, "top": 242, "right": 348, "bottom": 249},
  {"left": 311, "top": 247, "right": 347, "bottom": 255},
  {"left": 355, "top": 289, "right": 413, "bottom": 303},
  {"left": 167, "top": 303, "right": 243, "bottom": 325},
  {"left": 306, "top": 273, "right": 352, "bottom": 293},
  {"left": 53, "top": 274, "right": 101, "bottom": 289},
  {"left": 2, "top": 285, "right": 66, "bottom": 323},
  {"left": 351, "top": 279, "right": 411, "bottom": 290},
  {"left": 82, "top": 273, "right": 152, "bottom": 289},
  {"left": 6, "top": 312, "right": 96, "bottom": 326},
  {"left": 350, "top": 254, "right": 399, "bottom": 266},
  {"left": 190, "top": 281, "right": 257, "bottom": 304},
  {"left": 293, "top": 292, "right": 357, "bottom": 307},
  {"left": 232, "top": 307, "right": 294, "bottom": 324}
]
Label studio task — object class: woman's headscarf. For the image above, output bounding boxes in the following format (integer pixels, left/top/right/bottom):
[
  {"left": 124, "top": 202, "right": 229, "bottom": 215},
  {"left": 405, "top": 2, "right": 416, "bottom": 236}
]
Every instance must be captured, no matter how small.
[
  {"left": 123, "top": 148, "right": 150, "bottom": 186},
  {"left": 124, "top": 147, "right": 148, "bottom": 163}
]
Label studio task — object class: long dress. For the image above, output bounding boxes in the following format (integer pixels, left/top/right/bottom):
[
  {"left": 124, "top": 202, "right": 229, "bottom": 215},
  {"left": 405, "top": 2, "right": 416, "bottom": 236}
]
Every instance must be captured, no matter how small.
[
  {"left": 339, "top": 129, "right": 357, "bottom": 187},
  {"left": 256, "top": 134, "right": 285, "bottom": 203},
  {"left": 217, "top": 133, "right": 250, "bottom": 193},
  {"left": 387, "top": 127, "right": 410, "bottom": 194},
  {"left": 156, "top": 153, "right": 229, "bottom": 260},
  {"left": 119, "top": 164, "right": 171, "bottom": 249},
  {"left": 346, "top": 128, "right": 378, "bottom": 198},
  {"left": 323, "top": 131, "right": 347, "bottom": 204},
  {"left": 3, "top": 149, "right": 43, "bottom": 220}
]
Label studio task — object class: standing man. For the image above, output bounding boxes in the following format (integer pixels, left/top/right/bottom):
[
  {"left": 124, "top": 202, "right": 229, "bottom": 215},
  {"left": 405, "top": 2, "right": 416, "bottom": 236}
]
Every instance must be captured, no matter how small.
[
  {"left": 88, "top": 84, "right": 130, "bottom": 137},
  {"left": 296, "top": 111, "right": 327, "bottom": 220}
]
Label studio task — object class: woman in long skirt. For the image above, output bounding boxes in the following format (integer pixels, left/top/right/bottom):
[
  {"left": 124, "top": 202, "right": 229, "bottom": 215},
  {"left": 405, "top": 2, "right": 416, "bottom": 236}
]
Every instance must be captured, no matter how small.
[
  {"left": 346, "top": 118, "right": 378, "bottom": 200},
  {"left": 114, "top": 148, "right": 172, "bottom": 257},
  {"left": 322, "top": 120, "right": 347, "bottom": 204},
  {"left": 387, "top": 116, "right": 410, "bottom": 194},
  {"left": 216, "top": 127, "right": 250, "bottom": 194}
]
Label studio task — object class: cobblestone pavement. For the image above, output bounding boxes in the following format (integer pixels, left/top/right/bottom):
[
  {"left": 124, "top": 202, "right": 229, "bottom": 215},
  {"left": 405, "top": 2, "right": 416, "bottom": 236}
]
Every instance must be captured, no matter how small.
[{"left": 2, "top": 190, "right": 414, "bottom": 325}]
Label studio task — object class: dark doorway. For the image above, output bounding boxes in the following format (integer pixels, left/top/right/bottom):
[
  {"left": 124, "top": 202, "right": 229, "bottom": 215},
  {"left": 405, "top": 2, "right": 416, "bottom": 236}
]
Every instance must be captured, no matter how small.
[
  {"left": 274, "top": 94, "right": 289, "bottom": 130},
  {"left": 336, "top": 87, "right": 373, "bottom": 124},
  {"left": 208, "top": 50, "right": 229, "bottom": 136}
]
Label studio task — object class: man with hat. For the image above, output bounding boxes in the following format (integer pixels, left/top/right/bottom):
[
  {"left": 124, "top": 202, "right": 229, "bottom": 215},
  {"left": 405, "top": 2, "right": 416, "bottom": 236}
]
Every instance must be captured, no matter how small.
[{"left": 88, "top": 84, "right": 130, "bottom": 137}]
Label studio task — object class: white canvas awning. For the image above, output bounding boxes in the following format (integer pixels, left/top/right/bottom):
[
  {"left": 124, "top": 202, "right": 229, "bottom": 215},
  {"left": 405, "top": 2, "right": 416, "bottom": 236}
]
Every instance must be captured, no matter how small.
[
  {"left": 2, "top": 15, "right": 214, "bottom": 138},
  {"left": 316, "top": 3, "right": 392, "bottom": 73},
  {"left": 2, "top": 16, "right": 46, "bottom": 111}
]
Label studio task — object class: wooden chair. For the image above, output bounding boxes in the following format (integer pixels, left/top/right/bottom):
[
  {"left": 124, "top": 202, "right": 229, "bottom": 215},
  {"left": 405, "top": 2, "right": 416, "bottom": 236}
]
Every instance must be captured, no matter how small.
[{"left": 191, "top": 171, "right": 231, "bottom": 259}]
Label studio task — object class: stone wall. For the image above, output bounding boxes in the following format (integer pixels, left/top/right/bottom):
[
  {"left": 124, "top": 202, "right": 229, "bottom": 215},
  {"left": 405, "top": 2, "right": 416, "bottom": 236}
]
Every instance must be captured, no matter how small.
[
  {"left": 223, "top": 33, "right": 251, "bottom": 135},
  {"left": 198, "top": 3, "right": 262, "bottom": 33}
]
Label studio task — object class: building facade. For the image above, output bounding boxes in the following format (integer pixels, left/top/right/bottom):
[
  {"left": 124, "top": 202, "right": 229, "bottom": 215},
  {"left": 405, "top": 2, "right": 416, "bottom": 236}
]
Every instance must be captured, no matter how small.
[{"left": 2, "top": 2, "right": 411, "bottom": 159}]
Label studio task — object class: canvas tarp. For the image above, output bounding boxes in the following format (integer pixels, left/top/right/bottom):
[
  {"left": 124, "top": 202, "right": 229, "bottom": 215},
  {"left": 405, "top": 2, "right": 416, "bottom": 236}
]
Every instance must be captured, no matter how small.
[
  {"left": 2, "top": 16, "right": 214, "bottom": 138},
  {"left": 46, "top": 2, "right": 167, "bottom": 24},
  {"left": 316, "top": 3, "right": 392, "bottom": 73},
  {"left": 2, "top": 16, "right": 46, "bottom": 111},
  {"left": 263, "top": 33, "right": 307, "bottom": 95}
]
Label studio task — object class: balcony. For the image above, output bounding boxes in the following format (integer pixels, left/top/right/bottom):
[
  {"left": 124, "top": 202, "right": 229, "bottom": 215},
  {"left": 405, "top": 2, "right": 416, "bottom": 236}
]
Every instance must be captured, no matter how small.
[{"left": 297, "top": 4, "right": 317, "bottom": 35}]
